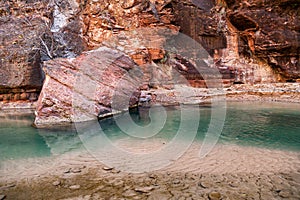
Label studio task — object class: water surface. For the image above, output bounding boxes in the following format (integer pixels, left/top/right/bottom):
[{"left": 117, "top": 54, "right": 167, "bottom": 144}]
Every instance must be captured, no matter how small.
[{"left": 0, "top": 102, "right": 299, "bottom": 161}]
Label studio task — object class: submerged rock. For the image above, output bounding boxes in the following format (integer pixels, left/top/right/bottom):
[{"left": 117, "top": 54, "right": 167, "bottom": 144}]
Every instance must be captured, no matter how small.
[
  {"left": 134, "top": 186, "right": 155, "bottom": 193},
  {"left": 69, "top": 185, "right": 81, "bottom": 190},
  {"left": 34, "top": 47, "right": 141, "bottom": 128},
  {"left": 208, "top": 191, "right": 221, "bottom": 200},
  {"left": 52, "top": 180, "right": 61, "bottom": 186}
]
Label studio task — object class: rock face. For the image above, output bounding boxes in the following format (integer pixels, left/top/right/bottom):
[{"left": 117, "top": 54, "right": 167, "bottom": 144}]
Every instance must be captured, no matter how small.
[
  {"left": 224, "top": 0, "right": 300, "bottom": 81},
  {"left": 1, "top": 0, "right": 299, "bottom": 125},
  {"left": 0, "top": 1, "right": 48, "bottom": 102},
  {"left": 0, "top": 0, "right": 86, "bottom": 105},
  {"left": 34, "top": 47, "right": 141, "bottom": 127},
  {"left": 171, "top": 0, "right": 291, "bottom": 84}
]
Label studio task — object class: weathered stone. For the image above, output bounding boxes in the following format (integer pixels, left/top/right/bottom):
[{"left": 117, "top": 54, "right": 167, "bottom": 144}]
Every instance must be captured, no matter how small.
[
  {"left": 123, "top": 189, "right": 137, "bottom": 197},
  {"left": 103, "top": 166, "right": 114, "bottom": 171},
  {"left": 34, "top": 47, "right": 141, "bottom": 127},
  {"left": 172, "top": 179, "right": 181, "bottom": 184},
  {"left": 135, "top": 186, "right": 154, "bottom": 193},
  {"left": 71, "top": 168, "right": 81, "bottom": 173},
  {"left": 2, "top": 0, "right": 300, "bottom": 118},
  {"left": 224, "top": 0, "right": 300, "bottom": 81},
  {"left": 111, "top": 169, "right": 121, "bottom": 174},
  {"left": 199, "top": 181, "right": 211, "bottom": 188},
  {"left": 52, "top": 180, "right": 61, "bottom": 186},
  {"left": 208, "top": 191, "right": 221, "bottom": 200},
  {"left": 278, "top": 190, "right": 291, "bottom": 198},
  {"left": 69, "top": 185, "right": 81, "bottom": 190},
  {"left": 0, "top": 1, "right": 46, "bottom": 102}
]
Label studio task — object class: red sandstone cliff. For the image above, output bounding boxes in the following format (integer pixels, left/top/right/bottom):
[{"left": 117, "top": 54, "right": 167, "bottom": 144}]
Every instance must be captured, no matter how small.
[{"left": 0, "top": 0, "right": 299, "bottom": 125}]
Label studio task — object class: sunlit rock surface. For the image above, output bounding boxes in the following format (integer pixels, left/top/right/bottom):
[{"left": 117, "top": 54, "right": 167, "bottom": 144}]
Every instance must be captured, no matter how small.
[
  {"left": 0, "top": 0, "right": 299, "bottom": 123},
  {"left": 34, "top": 47, "right": 141, "bottom": 128}
]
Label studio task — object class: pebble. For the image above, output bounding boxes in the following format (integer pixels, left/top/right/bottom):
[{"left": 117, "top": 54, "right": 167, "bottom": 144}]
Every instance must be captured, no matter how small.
[
  {"left": 123, "top": 189, "right": 137, "bottom": 197},
  {"left": 69, "top": 185, "right": 81, "bottom": 190},
  {"left": 103, "top": 166, "right": 114, "bottom": 171},
  {"left": 63, "top": 168, "right": 71, "bottom": 173},
  {"left": 208, "top": 192, "right": 221, "bottom": 200},
  {"left": 52, "top": 180, "right": 61, "bottom": 186},
  {"left": 148, "top": 174, "right": 156, "bottom": 179},
  {"left": 111, "top": 169, "right": 121, "bottom": 174},
  {"left": 173, "top": 179, "right": 180, "bottom": 184},
  {"left": 71, "top": 168, "right": 82, "bottom": 173},
  {"left": 135, "top": 186, "right": 154, "bottom": 193},
  {"left": 229, "top": 182, "right": 239, "bottom": 188},
  {"left": 0, "top": 195, "right": 5, "bottom": 200},
  {"left": 279, "top": 190, "right": 290, "bottom": 198},
  {"left": 199, "top": 181, "right": 211, "bottom": 188}
]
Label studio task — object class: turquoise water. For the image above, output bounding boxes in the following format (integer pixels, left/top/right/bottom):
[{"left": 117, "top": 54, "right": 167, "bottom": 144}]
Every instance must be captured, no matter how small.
[{"left": 0, "top": 102, "right": 299, "bottom": 161}]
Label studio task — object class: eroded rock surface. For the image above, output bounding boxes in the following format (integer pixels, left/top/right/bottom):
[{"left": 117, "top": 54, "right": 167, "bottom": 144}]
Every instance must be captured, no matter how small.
[
  {"left": 224, "top": 0, "right": 300, "bottom": 81},
  {"left": 34, "top": 47, "right": 141, "bottom": 128},
  {"left": 1, "top": 0, "right": 299, "bottom": 125},
  {"left": 0, "top": 0, "right": 49, "bottom": 102}
]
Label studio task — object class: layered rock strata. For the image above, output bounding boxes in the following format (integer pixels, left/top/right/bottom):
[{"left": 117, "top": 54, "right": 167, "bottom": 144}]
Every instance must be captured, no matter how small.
[
  {"left": 34, "top": 47, "right": 141, "bottom": 127},
  {"left": 0, "top": 0, "right": 299, "bottom": 126}
]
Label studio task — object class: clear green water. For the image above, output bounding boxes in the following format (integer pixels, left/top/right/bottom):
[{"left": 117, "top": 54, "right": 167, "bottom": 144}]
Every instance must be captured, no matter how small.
[{"left": 0, "top": 102, "right": 299, "bottom": 161}]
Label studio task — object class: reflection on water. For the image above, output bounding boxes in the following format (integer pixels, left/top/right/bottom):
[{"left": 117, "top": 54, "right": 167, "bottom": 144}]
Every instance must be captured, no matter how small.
[
  {"left": 0, "top": 102, "right": 299, "bottom": 161},
  {"left": 221, "top": 102, "right": 300, "bottom": 151},
  {"left": 0, "top": 114, "right": 51, "bottom": 160}
]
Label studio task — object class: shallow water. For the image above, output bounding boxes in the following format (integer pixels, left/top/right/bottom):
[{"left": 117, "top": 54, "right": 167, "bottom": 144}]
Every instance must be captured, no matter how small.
[{"left": 0, "top": 102, "right": 299, "bottom": 161}]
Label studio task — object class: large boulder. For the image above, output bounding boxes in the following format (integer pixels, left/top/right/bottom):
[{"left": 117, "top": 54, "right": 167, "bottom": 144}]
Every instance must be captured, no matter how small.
[{"left": 34, "top": 47, "right": 141, "bottom": 128}]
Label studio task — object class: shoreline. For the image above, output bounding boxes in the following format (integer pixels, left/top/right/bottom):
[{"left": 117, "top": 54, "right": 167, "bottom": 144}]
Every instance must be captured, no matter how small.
[
  {"left": 0, "top": 143, "right": 299, "bottom": 199},
  {"left": 0, "top": 83, "right": 299, "bottom": 116}
]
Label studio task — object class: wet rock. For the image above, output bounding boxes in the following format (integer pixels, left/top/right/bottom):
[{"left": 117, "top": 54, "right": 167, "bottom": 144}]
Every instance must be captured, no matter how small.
[
  {"left": 208, "top": 191, "right": 221, "bottom": 200},
  {"left": 199, "top": 181, "right": 211, "bottom": 188},
  {"left": 63, "top": 168, "right": 71, "bottom": 174},
  {"left": 52, "top": 180, "right": 61, "bottom": 186},
  {"left": 278, "top": 190, "right": 291, "bottom": 198},
  {"left": 103, "top": 166, "right": 114, "bottom": 171},
  {"left": 111, "top": 169, "right": 121, "bottom": 174},
  {"left": 123, "top": 189, "right": 137, "bottom": 197},
  {"left": 173, "top": 179, "right": 181, "bottom": 184},
  {"left": 229, "top": 181, "right": 239, "bottom": 188},
  {"left": 69, "top": 185, "right": 81, "bottom": 190},
  {"left": 71, "top": 168, "right": 82, "bottom": 173},
  {"left": 135, "top": 186, "right": 154, "bottom": 193}
]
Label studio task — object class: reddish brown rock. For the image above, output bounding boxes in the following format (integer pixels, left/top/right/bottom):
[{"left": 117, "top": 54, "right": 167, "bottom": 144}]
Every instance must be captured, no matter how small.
[
  {"left": 224, "top": 0, "right": 300, "bottom": 81},
  {"left": 34, "top": 47, "right": 141, "bottom": 127},
  {"left": 0, "top": 1, "right": 48, "bottom": 102}
]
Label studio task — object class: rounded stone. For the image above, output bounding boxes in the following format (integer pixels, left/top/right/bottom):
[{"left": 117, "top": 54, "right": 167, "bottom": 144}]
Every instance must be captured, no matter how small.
[
  {"left": 279, "top": 190, "right": 290, "bottom": 198},
  {"left": 69, "top": 185, "right": 81, "bottom": 190},
  {"left": 199, "top": 181, "right": 211, "bottom": 188},
  {"left": 208, "top": 192, "right": 221, "bottom": 200},
  {"left": 52, "top": 180, "right": 61, "bottom": 186}
]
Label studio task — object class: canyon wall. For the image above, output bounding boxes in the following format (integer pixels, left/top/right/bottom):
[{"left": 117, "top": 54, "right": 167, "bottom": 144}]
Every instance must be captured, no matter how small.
[{"left": 0, "top": 0, "right": 299, "bottom": 125}]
